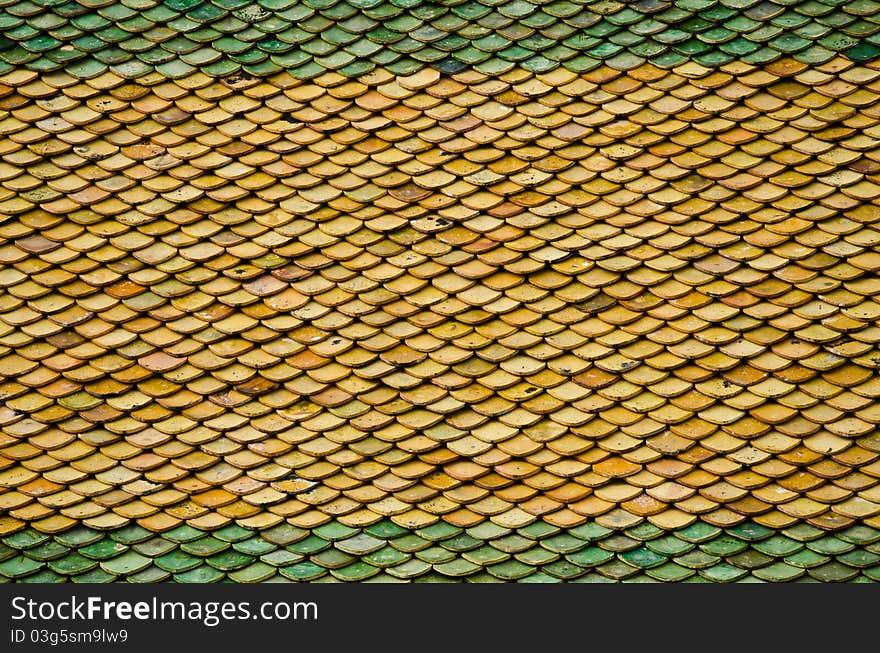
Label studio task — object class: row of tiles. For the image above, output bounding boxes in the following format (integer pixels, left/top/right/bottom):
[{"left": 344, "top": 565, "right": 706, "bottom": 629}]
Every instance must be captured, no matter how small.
[
  {"left": 2, "top": 59, "right": 880, "bottom": 537},
  {"left": 2, "top": 519, "right": 880, "bottom": 582},
  {"left": 2, "top": 0, "right": 880, "bottom": 79}
]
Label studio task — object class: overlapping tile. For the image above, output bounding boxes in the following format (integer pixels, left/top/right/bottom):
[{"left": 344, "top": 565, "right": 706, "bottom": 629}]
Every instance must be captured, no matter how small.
[
  {"left": 1, "top": 2, "right": 880, "bottom": 583},
  {"left": 2, "top": 0, "right": 880, "bottom": 78},
  {"left": 3, "top": 519, "right": 880, "bottom": 583}
]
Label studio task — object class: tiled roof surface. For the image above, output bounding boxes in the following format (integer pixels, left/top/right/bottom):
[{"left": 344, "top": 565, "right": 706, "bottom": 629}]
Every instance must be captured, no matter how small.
[
  {"left": 2, "top": 2, "right": 880, "bottom": 583},
  {"left": 1, "top": 0, "right": 880, "bottom": 77}
]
